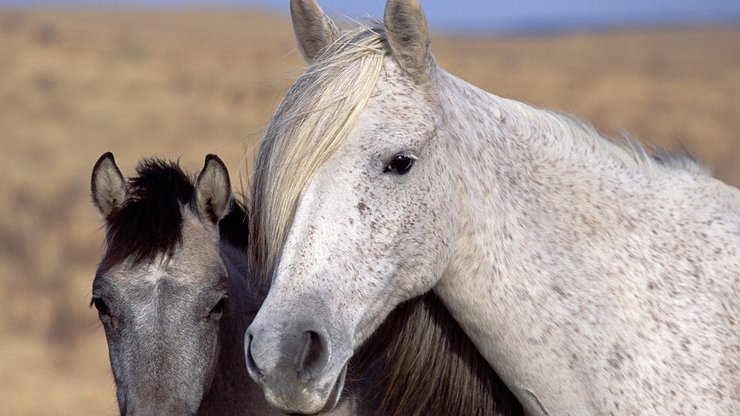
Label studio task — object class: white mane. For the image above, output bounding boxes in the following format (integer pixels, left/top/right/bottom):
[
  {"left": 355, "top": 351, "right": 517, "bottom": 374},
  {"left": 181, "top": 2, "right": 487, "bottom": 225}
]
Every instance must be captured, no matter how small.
[
  {"left": 510, "top": 102, "right": 707, "bottom": 177},
  {"left": 251, "top": 26, "right": 387, "bottom": 273}
]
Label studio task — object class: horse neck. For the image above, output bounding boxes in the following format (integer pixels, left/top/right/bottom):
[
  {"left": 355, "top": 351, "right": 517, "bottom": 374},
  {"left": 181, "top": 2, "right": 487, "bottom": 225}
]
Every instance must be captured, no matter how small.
[
  {"left": 430, "top": 69, "right": 739, "bottom": 415},
  {"left": 198, "top": 241, "right": 275, "bottom": 416},
  {"left": 434, "top": 69, "right": 622, "bottom": 178},
  {"left": 431, "top": 70, "right": 635, "bottom": 414},
  {"left": 433, "top": 68, "right": 620, "bottom": 272}
]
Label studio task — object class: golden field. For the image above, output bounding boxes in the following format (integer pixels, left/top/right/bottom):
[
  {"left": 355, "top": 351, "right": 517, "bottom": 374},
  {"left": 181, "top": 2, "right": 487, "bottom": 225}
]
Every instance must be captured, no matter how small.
[{"left": 0, "top": 9, "right": 738, "bottom": 415}]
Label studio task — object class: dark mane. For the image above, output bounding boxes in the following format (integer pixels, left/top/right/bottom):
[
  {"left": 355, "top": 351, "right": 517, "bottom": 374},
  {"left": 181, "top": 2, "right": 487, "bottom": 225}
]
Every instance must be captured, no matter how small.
[
  {"left": 99, "top": 159, "right": 194, "bottom": 271},
  {"left": 349, "top": 292, "right": 523, "bottom": 416}
]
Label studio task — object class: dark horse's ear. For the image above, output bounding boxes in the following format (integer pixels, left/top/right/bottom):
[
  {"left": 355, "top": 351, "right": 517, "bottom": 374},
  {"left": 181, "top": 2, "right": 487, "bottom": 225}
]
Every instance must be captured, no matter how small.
[
  {"left": 290, "top": 0, "right": 340, "bottom": 62},
  {"left": 384, "top": 0, "right": 431, "bottom": 79},
  {"left": 193, "top": 154, "right": 232, "bottom": 224},
  {"left": 91, "top": 152, "right": 128, "bottom": 220}
]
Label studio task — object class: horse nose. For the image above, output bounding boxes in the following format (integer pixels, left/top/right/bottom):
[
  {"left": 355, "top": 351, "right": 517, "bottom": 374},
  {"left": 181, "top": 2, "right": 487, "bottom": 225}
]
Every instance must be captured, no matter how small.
[
  {"left": 245, "top": 322, "right": 331, "bottom": 384},
  {"left": 295, "top": 329, "right": 329, "bottom": 382},
  {"left": 244, "top": 330, "right": 264, "bottom": 383}
]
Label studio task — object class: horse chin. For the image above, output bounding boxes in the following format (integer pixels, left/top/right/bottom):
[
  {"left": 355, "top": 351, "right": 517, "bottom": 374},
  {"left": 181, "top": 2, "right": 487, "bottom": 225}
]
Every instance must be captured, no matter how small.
[
  {"left": 318, "top": 364, "right": 347, "bottom": 414},
  {"left": 266, "top": 363, "right": 348, "bottom": 415}
]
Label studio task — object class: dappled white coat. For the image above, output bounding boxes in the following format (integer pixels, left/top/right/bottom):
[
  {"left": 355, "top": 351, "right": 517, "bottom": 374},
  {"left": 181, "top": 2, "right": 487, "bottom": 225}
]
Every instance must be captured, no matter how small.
[{"left": 246, "top": 1, "right": 740, "bottom": 415}]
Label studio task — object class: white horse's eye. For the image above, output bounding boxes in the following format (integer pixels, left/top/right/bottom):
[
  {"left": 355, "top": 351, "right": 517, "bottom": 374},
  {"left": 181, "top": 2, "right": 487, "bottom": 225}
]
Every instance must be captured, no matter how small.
[{"left": 384, "top": 153, "right": 417, "bottom": 175}]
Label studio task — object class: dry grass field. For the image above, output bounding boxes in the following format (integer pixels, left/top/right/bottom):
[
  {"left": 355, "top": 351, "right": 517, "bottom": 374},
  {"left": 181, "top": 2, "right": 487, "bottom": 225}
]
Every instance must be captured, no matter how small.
[{"left": 0, "top": 8, "right": 738, "bottom": 415}]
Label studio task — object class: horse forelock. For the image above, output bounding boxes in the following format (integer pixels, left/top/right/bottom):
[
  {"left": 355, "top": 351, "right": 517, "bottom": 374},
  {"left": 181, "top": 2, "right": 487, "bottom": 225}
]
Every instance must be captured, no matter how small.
[
  {"left": 100, "top": 159, "right": 194, "bottom": 271},
  {"left": 250, "top": 25, "right": 387, "bottom": 277}
]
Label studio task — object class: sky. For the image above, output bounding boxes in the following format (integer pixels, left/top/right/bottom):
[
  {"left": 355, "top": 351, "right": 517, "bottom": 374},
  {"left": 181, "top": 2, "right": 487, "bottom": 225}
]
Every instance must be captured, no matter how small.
[{"left": 3, "top": 0, "right": 740, "bottom": 33}]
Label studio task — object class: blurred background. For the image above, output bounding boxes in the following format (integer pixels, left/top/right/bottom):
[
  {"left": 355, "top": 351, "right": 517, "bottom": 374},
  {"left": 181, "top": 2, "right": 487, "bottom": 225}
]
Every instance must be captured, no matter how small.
[{"left": 0, "top": 1, "right": 738, "bottom": 414}]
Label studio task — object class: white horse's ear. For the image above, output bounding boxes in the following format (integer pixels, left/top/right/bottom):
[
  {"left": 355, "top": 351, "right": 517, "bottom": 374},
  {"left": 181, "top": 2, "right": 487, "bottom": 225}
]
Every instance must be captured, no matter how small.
[
  {"left": 91, "top": 152, "right": 128, "bottom": 220},
  {"left": 290, "top": 0, "right": 340, "bottom": 62},
  {"left": 193, "top": 154, "right": 232, "bottom": 224},
  {"left": 384, "top": 0, "right": 431, "bottom": 78}
]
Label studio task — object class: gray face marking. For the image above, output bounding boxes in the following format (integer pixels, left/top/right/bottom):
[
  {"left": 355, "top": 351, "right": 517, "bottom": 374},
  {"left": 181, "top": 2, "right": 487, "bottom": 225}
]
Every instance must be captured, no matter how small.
[
  {"left": 89, "top": 154, "right": 258, "bottom": 416},
  {"left": 93, "top": 210, "right": 228, "bottom": 416}
]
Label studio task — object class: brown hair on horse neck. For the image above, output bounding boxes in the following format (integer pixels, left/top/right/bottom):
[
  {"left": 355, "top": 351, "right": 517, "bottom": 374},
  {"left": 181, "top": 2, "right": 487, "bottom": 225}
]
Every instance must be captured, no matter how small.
[{"left": 349, "top": 291, "right": 523, "bottom": 416}]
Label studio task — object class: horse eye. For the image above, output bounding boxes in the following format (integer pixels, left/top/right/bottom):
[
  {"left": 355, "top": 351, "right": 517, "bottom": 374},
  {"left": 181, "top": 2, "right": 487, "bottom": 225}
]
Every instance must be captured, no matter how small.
[
  {"left": 209, "top": 296, "right": 228, "bottom": 320},
  {"left": 90, "top": 297, "right": 109, "bottom": 315},
  {"left": 383, "top": 153, "right": 416, "bottom": 175}
]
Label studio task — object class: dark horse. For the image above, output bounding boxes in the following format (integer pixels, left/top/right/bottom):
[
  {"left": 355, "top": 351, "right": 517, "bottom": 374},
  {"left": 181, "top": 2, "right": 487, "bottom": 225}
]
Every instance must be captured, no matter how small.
[
  {"left": 91, "top": 153, "right": 279, "bottom": 416},
  {"left": 90, "top": 152, "right": 521, "bottom": 415}
]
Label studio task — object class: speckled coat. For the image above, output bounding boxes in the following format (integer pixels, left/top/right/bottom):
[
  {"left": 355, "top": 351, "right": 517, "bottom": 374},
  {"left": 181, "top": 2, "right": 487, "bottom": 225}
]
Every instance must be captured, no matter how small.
[{"left": 246, "top": 1, "right": 740, "bottom": 415}]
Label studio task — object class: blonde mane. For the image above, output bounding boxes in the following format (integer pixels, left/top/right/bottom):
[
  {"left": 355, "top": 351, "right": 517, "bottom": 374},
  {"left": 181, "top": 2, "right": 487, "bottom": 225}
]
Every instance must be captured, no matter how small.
[
  {"left": 251, "top": 26, "right": 387, "bottom": 275},
  {"left": 553, "top": 112, "right": 709, "bottom": 175}
]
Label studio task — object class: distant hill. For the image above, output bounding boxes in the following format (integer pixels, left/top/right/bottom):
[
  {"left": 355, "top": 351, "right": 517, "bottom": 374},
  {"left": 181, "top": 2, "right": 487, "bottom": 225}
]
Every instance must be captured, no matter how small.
[{"left": 2, "top": 0, "right": 740, "bottom": 33}]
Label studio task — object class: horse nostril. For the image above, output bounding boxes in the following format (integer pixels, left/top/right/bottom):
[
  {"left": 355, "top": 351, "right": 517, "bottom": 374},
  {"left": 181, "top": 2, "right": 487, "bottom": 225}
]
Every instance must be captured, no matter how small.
[
  {"left": 295, "top": 330, "right": 328, "bottom": 382},
  {"left": 244, "top": 332, "right": 264, "bottom": 382}
]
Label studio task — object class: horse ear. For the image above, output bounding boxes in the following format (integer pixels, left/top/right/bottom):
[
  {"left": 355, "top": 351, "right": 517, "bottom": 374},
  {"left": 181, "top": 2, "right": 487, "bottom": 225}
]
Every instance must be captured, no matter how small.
[
  {"left": 91, "top": 152, "right": 128, "bottom": 220},
  {"left": 384, "top": 0, "right": 431, "bottom": 79},
  {"left": 193, "top": 154, "right": 232, "bottom": 224},
  {"left": 290, "top": 0, "right": 339, "bottom": 62}
]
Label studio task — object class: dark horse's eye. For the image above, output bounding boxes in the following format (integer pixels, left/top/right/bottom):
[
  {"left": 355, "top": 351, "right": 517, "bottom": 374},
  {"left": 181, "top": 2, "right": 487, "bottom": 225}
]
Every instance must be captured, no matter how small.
[
  {"left": 209, "top": 296, "right": 228, "bottom": 320},
  {"left": 91, "top": 297, "right": 110, "bottom": 318},
  {"left": 384, "top": 153, "right": 417, "bottom": 175}
]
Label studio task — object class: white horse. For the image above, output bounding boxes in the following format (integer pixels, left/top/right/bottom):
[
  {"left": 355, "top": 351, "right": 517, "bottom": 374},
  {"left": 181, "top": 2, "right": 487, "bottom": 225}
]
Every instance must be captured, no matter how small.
[{"left": 245, "top": 1, "right": 740, "bottom": 414}]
